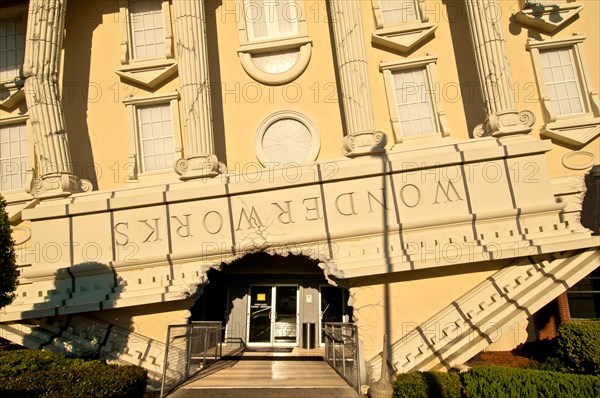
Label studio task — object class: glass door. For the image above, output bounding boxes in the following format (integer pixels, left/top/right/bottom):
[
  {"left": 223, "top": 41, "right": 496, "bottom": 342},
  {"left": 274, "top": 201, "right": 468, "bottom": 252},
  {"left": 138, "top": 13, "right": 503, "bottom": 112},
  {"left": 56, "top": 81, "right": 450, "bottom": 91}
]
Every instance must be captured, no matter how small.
[
  {"left": 273, "top": 286, "right": 298, "bottom": 344},
  {"left": 248, "top": 285, "right": 298, "bottom": 346},
  {"left": 248, "top": 286, "right": 273, "bottom": 343}
]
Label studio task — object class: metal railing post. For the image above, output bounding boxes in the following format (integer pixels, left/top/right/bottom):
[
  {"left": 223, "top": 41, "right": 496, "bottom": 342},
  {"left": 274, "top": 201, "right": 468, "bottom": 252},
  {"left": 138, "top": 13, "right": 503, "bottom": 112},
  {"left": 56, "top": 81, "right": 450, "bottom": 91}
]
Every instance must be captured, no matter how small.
[
  {"left": 185, "top": 325, "right": 193, "bottom": 378},
  {"left": 160, "top": 326, "right": 172, "bottom": 398},
  {"left": 203, "top": 326, "right": 209, "bottom": 368},
  {"left": 219, "top": 326, "right": 223, "bottom": 359}
]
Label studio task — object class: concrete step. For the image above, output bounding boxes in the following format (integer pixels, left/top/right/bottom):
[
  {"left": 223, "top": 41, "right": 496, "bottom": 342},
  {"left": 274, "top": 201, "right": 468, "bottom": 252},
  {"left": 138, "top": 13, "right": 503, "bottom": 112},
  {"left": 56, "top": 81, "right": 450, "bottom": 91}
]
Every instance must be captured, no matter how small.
[{"left": 169, "top": 386, "right": 360, "bottom": 398}]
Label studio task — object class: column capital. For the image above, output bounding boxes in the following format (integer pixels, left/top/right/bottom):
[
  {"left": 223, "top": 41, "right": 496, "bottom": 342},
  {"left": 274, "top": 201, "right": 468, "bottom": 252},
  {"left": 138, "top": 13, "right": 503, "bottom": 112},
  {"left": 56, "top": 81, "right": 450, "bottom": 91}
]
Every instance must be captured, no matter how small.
[
  {"left": 342, "top": 131, "right": 387, "bottom": 158},
  {"left": 174, "top": 155, "right": 224, "bottom": 180},
  {"left": 474, "top": 110, "right": 536, "bottom": 138}
]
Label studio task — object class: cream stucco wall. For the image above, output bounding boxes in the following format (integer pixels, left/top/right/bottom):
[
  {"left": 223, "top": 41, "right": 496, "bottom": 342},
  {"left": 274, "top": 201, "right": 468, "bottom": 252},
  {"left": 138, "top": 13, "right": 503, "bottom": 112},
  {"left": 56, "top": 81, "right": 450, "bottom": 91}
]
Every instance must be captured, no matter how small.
[
  {"left": 1, "top": 0, "right": 598, "bottom": 382},
  {"left": 350, "top": 259, "right": 508, "bottom": 369},
  {"left": 2, "top": 0, "right": 598, "bottom": 195}
]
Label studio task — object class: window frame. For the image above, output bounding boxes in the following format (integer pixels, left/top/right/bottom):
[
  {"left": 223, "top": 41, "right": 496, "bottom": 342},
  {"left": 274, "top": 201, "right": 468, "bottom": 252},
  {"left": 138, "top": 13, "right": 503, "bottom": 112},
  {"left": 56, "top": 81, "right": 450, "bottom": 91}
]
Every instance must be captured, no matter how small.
[
  {"left": 243, "top": 0, "right": 300, "bottom": 42},
  {"left": 122, "top": 92, "right": 182, "bottom": 182},
  {"left": 236, "top": 0, "right": 312, "bottom": 85},
  {"left": 116, "top": 0, "right": 177, "bottom": 89},
  {"left": 0, "top": 4, "right": 27, "bottom": 110},
  {"left": 0, "top": 114, "right": 33, "bottom": 202},
  {"left": 527, "top": 34, "right": 600, "bottom": 147},
  {"left": 380, "top": 55, "right": 450, "bottom": 145},
  {"left": 538, "top": 47, "right": 586, "bottom": 117},
  {"left": 119, "top": 0, "right": 174, "bottom": 64},
  {"left": 370, "top": 0, "right": 436, "bottom": 53},
  {"left": 372, "top": 0, "right": 424, "bottom": 28},
  {"left": 567, "top": 268, "right": 600, "bottom": 320}
]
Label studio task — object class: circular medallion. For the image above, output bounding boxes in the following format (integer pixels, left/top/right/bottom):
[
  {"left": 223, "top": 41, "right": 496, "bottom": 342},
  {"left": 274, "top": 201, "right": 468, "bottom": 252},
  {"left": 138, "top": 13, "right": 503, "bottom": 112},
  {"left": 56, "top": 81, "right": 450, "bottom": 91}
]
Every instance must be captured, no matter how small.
[{"left": 255, "top": 112, "right": 320, "bottom": 166}]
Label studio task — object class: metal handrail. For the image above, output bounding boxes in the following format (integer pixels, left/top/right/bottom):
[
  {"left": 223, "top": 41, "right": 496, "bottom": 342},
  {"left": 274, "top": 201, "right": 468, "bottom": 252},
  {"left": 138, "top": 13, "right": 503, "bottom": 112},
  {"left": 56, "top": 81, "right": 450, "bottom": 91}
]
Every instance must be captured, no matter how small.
[
  {"left": 160, "top": 321, "right": 223, "bottom": 397},
  {"left": 322, "top": 322, "right": 361, "bottom": 394}
]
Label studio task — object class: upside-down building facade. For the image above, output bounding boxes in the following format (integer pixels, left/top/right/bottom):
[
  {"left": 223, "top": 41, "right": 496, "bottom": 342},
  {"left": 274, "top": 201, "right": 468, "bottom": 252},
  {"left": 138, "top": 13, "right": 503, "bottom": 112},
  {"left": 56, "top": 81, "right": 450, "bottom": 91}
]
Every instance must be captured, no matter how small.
[{"left": 0, "top": 0, "right": 598, "bottom": 389}]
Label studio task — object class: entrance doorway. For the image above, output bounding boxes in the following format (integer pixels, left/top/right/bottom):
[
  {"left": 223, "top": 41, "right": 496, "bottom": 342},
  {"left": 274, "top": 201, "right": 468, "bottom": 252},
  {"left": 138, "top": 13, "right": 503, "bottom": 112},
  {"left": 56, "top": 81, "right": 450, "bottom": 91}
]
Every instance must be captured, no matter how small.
[
  {"left": 188, "top": 253, "right": 353, "bottom": 349},
  {"left": 248, "top": 285, "right": 298, "bottom": 346}
]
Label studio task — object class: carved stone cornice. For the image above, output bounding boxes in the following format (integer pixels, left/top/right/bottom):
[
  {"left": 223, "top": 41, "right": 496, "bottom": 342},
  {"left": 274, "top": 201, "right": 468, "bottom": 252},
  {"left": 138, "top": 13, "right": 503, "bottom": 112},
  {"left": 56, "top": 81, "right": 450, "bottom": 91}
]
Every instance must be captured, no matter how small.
[
  {"left": 328, "top": 0, "right": 387, "bottom": 157},
  {"left": 514, "top": 1, "right": 584, "bottom": 33},
  {"left": 172, "top": 0, "right": 222, "bottom": 180},
  {"left": 22, "top": 0, "right": 89, "bottom": 198}
]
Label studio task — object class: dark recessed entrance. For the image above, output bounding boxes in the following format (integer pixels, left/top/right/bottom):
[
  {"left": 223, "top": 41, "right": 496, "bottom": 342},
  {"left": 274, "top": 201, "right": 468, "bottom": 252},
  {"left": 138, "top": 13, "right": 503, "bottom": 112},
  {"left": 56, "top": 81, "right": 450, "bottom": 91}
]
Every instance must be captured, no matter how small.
[{"left": 189, "top": 253, "right": 352, "bottom": 347}]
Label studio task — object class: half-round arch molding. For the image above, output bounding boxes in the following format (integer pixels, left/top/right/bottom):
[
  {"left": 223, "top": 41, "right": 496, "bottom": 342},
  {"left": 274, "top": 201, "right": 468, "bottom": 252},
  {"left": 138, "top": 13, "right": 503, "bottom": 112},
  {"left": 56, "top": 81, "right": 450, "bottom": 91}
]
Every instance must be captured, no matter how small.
[{"left": 238, "top": 41, "right": 312, "bottom": 86}]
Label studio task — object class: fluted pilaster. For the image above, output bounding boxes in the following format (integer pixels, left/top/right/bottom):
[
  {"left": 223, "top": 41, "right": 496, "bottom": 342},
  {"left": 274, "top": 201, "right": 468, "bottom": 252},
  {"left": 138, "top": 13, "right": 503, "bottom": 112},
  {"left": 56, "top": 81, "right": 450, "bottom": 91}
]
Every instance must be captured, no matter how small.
[
  {"left": 329, "top": 0, "right": 387, "bottom": 157},
  {"left": 172, "top": 0, "right": 221, "bottom": 180},
  {"left": 465, "top": 0, "right": 534, "bottom": 137},
  {"left": 23, "top": 0, "right": 90, "bottom": 197}
]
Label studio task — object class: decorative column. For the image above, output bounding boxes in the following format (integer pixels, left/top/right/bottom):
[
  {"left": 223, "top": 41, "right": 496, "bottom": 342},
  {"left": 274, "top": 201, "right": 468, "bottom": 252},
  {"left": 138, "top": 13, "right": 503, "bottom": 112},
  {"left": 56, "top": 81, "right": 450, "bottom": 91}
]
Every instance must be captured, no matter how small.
[
  {"left": 465, "top": 0, "right": 535, "bottom": 137},
  {"left": 172, "top": 1, "right": 221, "bottom": 180},
  {"left": 23, "top": 0, "right": 89, "bottom": 197},
  {"left": 329, "top": 0, "right": 387, "bottom": 157}
]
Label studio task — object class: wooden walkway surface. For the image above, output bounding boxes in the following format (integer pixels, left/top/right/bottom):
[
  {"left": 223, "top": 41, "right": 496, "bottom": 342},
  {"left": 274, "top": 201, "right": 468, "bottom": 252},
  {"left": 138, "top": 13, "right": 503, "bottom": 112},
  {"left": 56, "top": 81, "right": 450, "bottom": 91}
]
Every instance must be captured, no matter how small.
[{"left": 168, "top": 348, "right": 360, "bottom": 398}]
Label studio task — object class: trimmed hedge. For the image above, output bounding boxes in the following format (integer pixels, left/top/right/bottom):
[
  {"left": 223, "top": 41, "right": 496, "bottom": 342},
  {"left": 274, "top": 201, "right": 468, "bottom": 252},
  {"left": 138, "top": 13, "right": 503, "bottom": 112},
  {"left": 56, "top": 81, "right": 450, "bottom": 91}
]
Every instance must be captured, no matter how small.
[
  {"left": 0, "top": 194, "right": 18, "bottom": 309},
  {"left": 393, "top": 371, "right": 461, "bottom": 398},
  {"left": 460, "top": 366, "right": 600, "bottom": 398},
  {"left": 556, "top": 320, "right": 600, "bottom": 375},
  {"left": 0, "top": 350, "right": 147, "bottom": 398}
]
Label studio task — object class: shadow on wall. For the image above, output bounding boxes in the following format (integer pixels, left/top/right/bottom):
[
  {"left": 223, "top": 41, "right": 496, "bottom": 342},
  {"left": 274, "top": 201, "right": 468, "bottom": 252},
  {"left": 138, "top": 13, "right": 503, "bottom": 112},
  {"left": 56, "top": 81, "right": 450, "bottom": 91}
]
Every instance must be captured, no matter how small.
[
  {"left": 442, "top": 0, "right": 487, "bottom": 136},
  {"left": 205, "top": 0, "right": 228, "bottom": 165},
  {"left": 14, "top": 262, "right": 131, "bottom": 361},
  {"left": 61, "top": 1, "right": 107, "bottom": 190}
]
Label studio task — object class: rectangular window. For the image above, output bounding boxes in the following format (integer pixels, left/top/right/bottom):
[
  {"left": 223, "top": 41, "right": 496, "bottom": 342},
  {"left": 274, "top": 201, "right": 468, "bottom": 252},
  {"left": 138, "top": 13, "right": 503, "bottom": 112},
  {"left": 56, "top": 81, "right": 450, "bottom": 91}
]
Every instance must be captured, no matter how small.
[
  {"left": 539, "top": 48, "right": 584, "bottom": 117},
  {"left": 381, "top": 55, "right": 449, "bottom": 144},
  {"left": 567, "top": 268, "right": 600, "bottom": 320},
  {"left": 0, "top": 17, "right": 25, "bottom": 81},
  {"left": 0, "top": 123, "right": 28, "bottom": 191},
  {"left": 137, "top": 103, "right": 174, "bottom": 173},
  {"left": 527, "top": 35, "right": 599, "bottom": 147},
  {"left": 245, "top": 0, "right": 299, "bottom": 41},
  {"left": 392, "top": 68, "right": 435, "bottom": 137},
  {"left": 129, "top": 0, "right": 165, "bottom": 60},
  {"left": 380, "top": 0, "right": 419, "bottom": 26}
]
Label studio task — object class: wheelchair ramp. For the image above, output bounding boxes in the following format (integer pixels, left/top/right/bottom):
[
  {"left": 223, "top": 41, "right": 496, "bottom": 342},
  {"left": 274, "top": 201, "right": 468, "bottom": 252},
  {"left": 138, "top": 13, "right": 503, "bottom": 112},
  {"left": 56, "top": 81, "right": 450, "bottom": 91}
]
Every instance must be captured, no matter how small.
[{"left": 168, "top": 348, "right": 359, "bottom": 398}]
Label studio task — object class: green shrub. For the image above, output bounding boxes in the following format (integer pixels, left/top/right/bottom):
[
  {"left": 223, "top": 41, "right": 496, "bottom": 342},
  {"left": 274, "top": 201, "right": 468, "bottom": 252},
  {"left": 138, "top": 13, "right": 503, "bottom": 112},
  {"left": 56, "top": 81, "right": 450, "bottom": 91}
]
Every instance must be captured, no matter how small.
[
  {"left": 526, "top": 356, "right": 571, "bottom": 373},
  {"left": 461, "top": 366, "right": 600, "bottom": 398},
  {"left": 393, "top": 371, "right": 462, "bottom": 398},
  {"left": 0, "top": 349, "right": 147, "bottom": 398},
  {"left": 0, "top": 195, "right": 18, "bottom": 309},
  {"left": 556, "top": 320, "right": 600, "bottom": 375}
]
